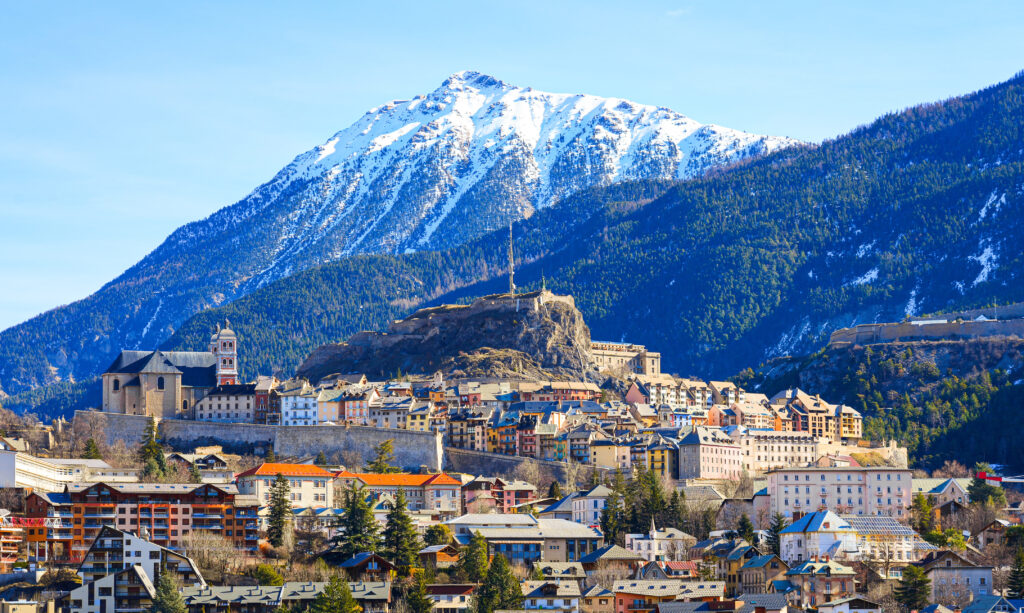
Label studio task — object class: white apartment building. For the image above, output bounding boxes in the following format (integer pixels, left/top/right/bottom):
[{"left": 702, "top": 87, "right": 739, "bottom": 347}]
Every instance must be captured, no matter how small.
[
  {"left": 727, "top": 428, "right": 819, "bottom": 473},
  {"left": 571, "top": 485, "right": 610, "bottom": 525},
  {"left": 625, "top": 524, "right": 698, "bottom": 561},
  {"left": 767, "top": 467, "right": 913, "bottom": 520},
  {"left": 779, "top": 510, "right": 858, "bottom": 564},
  {"left": 521, "top": 581, "right": 581, "bottom": 613},
  {"left": 335, "top": 471, "right": 462, "bottom": 514},
  {"left": 236, "top": 463, "right": 335, "bottom": 508},
  {"left": 280, "top": 384, "right": 317, "bottom": 426}
]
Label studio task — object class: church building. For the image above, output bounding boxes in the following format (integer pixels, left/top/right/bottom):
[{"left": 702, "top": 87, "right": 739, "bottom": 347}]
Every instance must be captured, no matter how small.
[{"left": 101, "top": 322, "right": 240, "bottom": 418}]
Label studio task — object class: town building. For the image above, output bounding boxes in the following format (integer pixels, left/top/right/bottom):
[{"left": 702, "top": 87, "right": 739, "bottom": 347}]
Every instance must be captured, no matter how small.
[
  {"left": 76, "top": 525, "right": 204, "bottom": 585},
  {"left": 520, "top": 581, "right": 582, "bottom": 613},
  {"left": 236, "top": 463, "right": 335, "bottom": 508},
  {"left": 625, "top": 523, "right": 697, "bottom": 562},
  {"left": 677, "top": 427, "right": 742, "bottom": 480},
  {"left": 779, "top": 511, "right": 857, "bottom": 564},
  {"left": 766, "top": 467, "right": 913, "bottom": 520},
  {"left": 590, "top": 342, "right": 661, "bottom": 376},
  {"left": 279, "top": 380, "right": 317, "bottom": 426},
  {"left": 446, "top": 514, "right": 602, "bottom": 563},
  {"left": 193, "top": 383, "right": 256, "bottom": 422},
  {"left": 334, "top": 472, "right": 461, "bottom": 515},
  {"left": 914, "top": 550, "right": 994, "bottom": 603},
  {"left": 784, "top": 558, "right": 856, "bottom": 609},
  {"left": 572, "top": 485, "right": 611, "bottom": 526}
]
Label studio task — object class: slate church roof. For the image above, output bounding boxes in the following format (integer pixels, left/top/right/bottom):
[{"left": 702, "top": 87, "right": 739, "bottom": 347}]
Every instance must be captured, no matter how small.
[{"left": 104, "top": 349, "right": 218, "bottom": 387}]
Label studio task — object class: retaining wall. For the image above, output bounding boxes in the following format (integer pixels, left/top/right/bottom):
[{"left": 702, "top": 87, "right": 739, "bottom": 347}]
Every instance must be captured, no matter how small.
[
  {"left": 73, "top": 411, "right": 442, "bottom": 471},
  {"left": 444, "top": 447, "right": 610, "bottom": 484}
]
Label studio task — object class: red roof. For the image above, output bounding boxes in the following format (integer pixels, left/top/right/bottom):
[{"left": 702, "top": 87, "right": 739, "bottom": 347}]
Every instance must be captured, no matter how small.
[
  {"left": 237, "top": 462, "right": 334, "bottom": 479},
  {"left": 335, "top": 471, "right": 462, "bottom": 487}
]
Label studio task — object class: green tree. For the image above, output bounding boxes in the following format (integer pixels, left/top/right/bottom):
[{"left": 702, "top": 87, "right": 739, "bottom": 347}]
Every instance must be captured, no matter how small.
[
  {"left": 476, "top": 554, "right": 523, "bottom": 613},
  {"left": 893, "top": 565, "right": 931, "bottom": 612},
  {"left": 408, "top": 573, "right": 434, "bottom": 613},
  {"left": 383, "top": 490, "right": 421, "bottom": 575},
  {"left": 188, "top": 463, "right": 203, "bottom": 484},
  {"left": 911, "top": 493, "right": 933, "bottom": 533},
  {"left": 530, "top": 563, "right": 545, "bottom": 581},
  {"left": 265, "top": 447, "right": 276, "bottom": 462},
  {"left": 766, "top": 513, "right": 787, "bottom": 556},
  {"left": 600, "top": 490, "right": 624, "bottom": 545},
  {"left": 316, "top": 451, "right": 328, "bottom": 465},
  {"left": 1008, "top": 547, "right": 1024, "bottom": 599},
  {"left": 250, "top": 563, "right": 285, "bottom": 586},
  {"left": 309, "top": 576, "right": 361, "bottom": 613},
  {"left": 424, "top": 523, "right": 453, "bottom": 546},
  {"left": 149, "top": 570, "right": 186, "bottom": 613},
  {"left": 138, "top": 417, "right": 168, "bottom": 478},
  {"left": 457, "top": 531, "right": 489, "bottom": 583},
  {"left": 547, "top": 481, "right": 562, "bottom": 500},
  {"left": 736, "top": 513, "right": 756, "bottom": 544},
  {"left": 943, "top": 528, "right": 966, "bottom": 551},
  {"left": 968, "top": 464, "right": 1007, "bottom": 505},
  {"left": 267, "top": 473, "right": 292, "bottom": 547},
  {"left": 366, "top": 439, "right": 399, "bottom": 474},
  {"left": 82, "top": 438, "right": 103, "bottom": 460},
  {"left": 333, "top": 484, "right": 381, "bottom": 559}
]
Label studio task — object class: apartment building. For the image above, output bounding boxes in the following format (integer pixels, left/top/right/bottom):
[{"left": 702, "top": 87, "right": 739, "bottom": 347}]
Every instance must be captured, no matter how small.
[
  {"left": 727, "top": 428, "right": 819, "bottom": 473},
  {"left": 779, "top": 511, "right": 857, "bottom": 564},
  {"left": 446, "top": 514, "right": 602, "bottom": 563},
  {"left": 625, "top": 524, "right": 697, "bottom": 562},
  {"left": 28, "top": 482, "right": 258, "bottom": 565},
  {"left": 766, "top": 467, "right": 913, "bottom": 520},
  {"left": 76, "top": 525, "right": 204, "bottom": 584},
  {"left": 193, "top": 383, "right": 257, "bottom": 423},
  {"left": 590, "top": 341, "right": 661, "bottom": 376},
  {"left": 677, "top": 427, "right": 742, "bottom": 480},
  {"left": 279, "top": 380, "right": 316, "bottom": 426},
  {"left": 571, "top": 485, "right": 611, "bottom": 526},
  {"left": 770, "top": 389, "right": 862, "bottom": 442},
  {"left": 236, "top": 463, "right": 335, "bottom": 508},
  {"left": 334, "top": 472, "right": 461, "bottom": 514}
]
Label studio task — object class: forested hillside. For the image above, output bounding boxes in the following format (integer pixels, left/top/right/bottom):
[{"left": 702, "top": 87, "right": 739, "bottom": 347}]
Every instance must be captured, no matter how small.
[
  {"left": 164, "top": 71, "right": 1024, "bottom": 379},
  {"left": 735, "top": 338, "right": 1024, "bottom": 471}
]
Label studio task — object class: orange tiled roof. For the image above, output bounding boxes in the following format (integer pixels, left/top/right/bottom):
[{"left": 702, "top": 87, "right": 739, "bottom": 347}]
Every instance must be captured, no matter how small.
[
  {"left": 237, "top": 463, "right": 334, "bottom": 479},
  {"left": 335, "top": 471, "right": 461, "bottom": 487}
]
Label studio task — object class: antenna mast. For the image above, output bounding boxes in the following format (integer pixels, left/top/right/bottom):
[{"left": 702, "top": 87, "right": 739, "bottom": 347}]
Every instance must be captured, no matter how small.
[{"left": 508, "top": 221, "right": 516, "bottom": 295}]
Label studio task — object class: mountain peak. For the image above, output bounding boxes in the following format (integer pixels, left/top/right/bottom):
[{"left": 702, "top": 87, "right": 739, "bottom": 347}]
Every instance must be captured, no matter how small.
[{"left": 439, "top": 70, "right": 509, "bottom": 91}]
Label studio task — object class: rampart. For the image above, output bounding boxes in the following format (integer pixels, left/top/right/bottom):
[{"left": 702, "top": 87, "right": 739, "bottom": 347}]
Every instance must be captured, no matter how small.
[
  {"left": 829, "top": 319, "right": 1024, "bottom": 346},
  {"left": 444, "top": 447, "right": 609, "bottom": 483},
  {"left": 74, "top": 411, "right": 443, "bottom": 471}
]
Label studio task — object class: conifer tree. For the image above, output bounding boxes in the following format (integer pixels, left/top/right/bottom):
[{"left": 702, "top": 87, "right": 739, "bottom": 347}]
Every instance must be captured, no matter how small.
[
  {"left": 366, "top": 439, "right": 399, "bottom": 473},
  {"left": 383, "top": 490, "right": 421, "bottom": 575},
  {"left": 334, "top": 484, "right": 381, "bottom": 559},
  {"left": 600, "top": 491, "right": 624, "bottom": 545},
  {"left": 1008, "top": 547, "right": 1024, "bottom": 599},
  {"left": 457, "top": 531, "right": 489, "bottom": 583},
  {"left": 149, "top": 570, "right": 187, "bottom": 613},
  {"left": 138, "top": 417, "right": 168, "bottom": 478},
  {"left": 408, "top": 573, "right": 434, "bottom": 613},
  {"left": 188, "top": 463, "right": 203, "bottom": 484},
  {"left": 476, "top": 554, "right": 523, "bottom": 613},
  {"left": 82, "top": 438, "right": 103, "bottom": 460},
  {"left": 316, "top": 451, "right": 328, "bottom": 466},
  {"left": 766, "top": 513, "right": 787, "bottom": 556},
  {"left": 547, "top": 481, "right": 562, "bottom": 500},
  {"left": 309, "top": 576, "right": 361, "bottom": 613},
  {"left": 265, "top": 447, "right": 276, "bottom": 462},
  {"left": 737, "top": 513, "right": 756, "bottom": 544},
  {"left": 267, "top": 473, "right": 292, "bottom": 547},
  {"left": 893, "top": 565, "right": 931, "bottom": 612}
]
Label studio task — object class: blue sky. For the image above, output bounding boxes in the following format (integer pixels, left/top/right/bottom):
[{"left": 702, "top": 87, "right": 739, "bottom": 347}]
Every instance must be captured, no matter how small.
[{"left": 1, "top": 1, "right": 1023, "bottom": 331}]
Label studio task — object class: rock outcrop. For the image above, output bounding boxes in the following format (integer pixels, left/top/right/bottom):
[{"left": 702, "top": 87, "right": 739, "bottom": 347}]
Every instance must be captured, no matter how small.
[{"left": 295, "top": 290, "right": 594, "bottom": 382}]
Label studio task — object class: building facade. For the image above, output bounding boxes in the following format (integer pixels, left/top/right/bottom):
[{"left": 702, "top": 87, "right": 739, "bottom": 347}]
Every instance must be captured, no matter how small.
[{"left": 766, "top": 467, "right": 913, "bottom": 520}]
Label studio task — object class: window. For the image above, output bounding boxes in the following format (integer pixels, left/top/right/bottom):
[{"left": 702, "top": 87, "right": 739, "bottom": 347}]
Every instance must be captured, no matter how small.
[
  {"left": 112, "top": 379, "right": 120, "bottom": 392},
  {"left": 157, "top": 376, "right": 165, "bottom": 390}
]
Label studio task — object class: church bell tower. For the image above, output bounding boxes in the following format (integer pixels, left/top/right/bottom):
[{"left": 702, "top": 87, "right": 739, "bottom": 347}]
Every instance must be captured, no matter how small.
[{"left": 210, "top": 320, "right": 239, "bottom": 385}]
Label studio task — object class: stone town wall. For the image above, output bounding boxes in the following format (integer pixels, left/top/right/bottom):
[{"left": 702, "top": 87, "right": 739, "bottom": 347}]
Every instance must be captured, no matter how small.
[
  {"left": 444, "top": 447, "right": 609, "bottom": 484},
  {"left": 73, "top": 411, "right": 442, "bottom": 471}
]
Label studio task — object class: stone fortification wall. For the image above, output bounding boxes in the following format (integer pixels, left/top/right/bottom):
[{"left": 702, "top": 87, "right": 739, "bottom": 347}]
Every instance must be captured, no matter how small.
[
  {"left": 74, "top": 411, "right": 442, "bottom": 470},
  {"left": 444, "top": 447, "right": 608, "bottom": 483},
  {"left": 829, "top": 319, "right": 1024, "bottom": 346}
]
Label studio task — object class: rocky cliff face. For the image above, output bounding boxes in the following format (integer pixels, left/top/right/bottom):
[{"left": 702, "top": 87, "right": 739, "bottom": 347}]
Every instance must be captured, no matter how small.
[{"left": 295, "top": 290, "right": 593, "bottom": 382}]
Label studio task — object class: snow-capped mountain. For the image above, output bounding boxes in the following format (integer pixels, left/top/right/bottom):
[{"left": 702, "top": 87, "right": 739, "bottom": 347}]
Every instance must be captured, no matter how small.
[
  {"left": 0, "top": 71, "right": 798, "bottom": 395},
  {"left": 177, "top": 71, "right": 798, "bottom": 289}
]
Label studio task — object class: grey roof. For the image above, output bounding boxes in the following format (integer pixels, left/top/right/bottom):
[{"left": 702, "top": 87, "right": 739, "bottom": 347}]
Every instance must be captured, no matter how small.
[
  {"left": 842, "top": 514, "right": 917, "bottom": 536},
  {"left": 105, "top": 350, "right": 218, "bottom": 387},
  {"left": 580, "top": 544, "right": 643, "bottom": 563},
  {"left": 521, "top": 581, "right": 582, "bottom": 598}
]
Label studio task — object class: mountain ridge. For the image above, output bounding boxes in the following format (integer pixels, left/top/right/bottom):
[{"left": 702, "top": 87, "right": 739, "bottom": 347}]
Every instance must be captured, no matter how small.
[{"left": 0, "top": 72, "right": 795, "bottom": 396}]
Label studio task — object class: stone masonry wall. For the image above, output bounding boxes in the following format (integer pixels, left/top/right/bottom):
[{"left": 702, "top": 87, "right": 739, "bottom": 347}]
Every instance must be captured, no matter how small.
[{"left": 74, "top": 411, "right": 442, "bottom": 471}]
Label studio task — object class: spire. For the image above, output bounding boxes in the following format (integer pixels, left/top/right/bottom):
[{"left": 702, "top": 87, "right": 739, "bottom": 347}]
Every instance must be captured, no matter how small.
[{"left": 508, "top": 221, "right": 516, "bottom": 296}]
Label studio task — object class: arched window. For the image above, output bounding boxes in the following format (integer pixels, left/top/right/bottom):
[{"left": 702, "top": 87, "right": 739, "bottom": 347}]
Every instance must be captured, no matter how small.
[
  {"left": 112, "top": 379, "right": 120, "bottom": 392},
  {"left": 157, "top": 376, "right": 165, "bottom": 390},
  {"left": 183, "top": 400, "right": 189, "bottom": 411}
]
